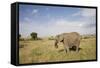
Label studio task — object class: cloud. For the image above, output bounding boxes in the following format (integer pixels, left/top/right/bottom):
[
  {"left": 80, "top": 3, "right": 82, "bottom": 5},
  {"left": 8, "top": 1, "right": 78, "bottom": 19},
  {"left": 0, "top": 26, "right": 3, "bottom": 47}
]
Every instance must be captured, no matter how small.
[
  {"left": 19, "top": 18, "right": 96, "bottom": 38},
  {"left": 55, "top": 20, "right": 83, "bottom": 27},
  {"left": 32, "top": 9, "right": 38, "bottom": 15},
  {"left": 72, "top": 8, "right": 96, "bottom": 17},
  {"left": 24, "top": 17, "right": 31, "bottom": 22},
  {"left": 82, "top": 9, "right": 96, "bottom": 17}
]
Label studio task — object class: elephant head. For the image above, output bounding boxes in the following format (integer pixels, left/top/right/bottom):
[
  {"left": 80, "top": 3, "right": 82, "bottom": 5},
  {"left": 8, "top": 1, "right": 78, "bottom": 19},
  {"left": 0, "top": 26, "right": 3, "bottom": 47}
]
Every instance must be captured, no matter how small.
[{"left": 54, "top": 34, "right": 64, "bottom": 48}]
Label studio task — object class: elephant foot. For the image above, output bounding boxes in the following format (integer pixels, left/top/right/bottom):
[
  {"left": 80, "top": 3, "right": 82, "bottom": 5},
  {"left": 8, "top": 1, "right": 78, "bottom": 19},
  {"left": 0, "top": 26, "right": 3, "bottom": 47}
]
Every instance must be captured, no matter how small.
[{"left": 75, "top": 49, "right": 79, "bottom": 53}]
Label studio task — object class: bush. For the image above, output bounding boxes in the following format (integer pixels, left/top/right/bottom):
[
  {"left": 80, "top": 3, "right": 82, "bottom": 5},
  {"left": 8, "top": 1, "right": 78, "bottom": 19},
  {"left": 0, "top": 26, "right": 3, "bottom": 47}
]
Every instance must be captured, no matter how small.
[
  {"left": 83, "top": 36, "right": 89, "bottom": 39},
  {"left": 48, "top": 36, "right": 55, "bottom": 40},
  {"left": 30, "top": 32, "right": 37, "bottom": 40},
  {"left": 19, "top": 38, "right": 25, "bottom": 41}
]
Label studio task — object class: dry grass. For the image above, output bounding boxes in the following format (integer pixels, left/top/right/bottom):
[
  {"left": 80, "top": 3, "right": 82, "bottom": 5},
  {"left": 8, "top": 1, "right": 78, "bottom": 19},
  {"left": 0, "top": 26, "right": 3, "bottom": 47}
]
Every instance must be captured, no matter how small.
[{"left": 19, "top": 37, "right": 96, "bottom": 64}]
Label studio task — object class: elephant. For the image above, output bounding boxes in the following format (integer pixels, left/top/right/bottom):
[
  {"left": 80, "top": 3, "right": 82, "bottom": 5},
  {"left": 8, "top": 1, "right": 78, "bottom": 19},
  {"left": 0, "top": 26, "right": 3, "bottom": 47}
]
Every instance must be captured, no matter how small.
[{"left": 54, "top": 32, "right": 81, "bottom": 53}]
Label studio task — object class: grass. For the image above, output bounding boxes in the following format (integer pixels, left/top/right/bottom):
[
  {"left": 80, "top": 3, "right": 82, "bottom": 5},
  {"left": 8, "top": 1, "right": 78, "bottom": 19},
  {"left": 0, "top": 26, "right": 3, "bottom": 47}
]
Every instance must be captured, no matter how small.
[{"left": 19, "top": 37, "right": 96, "bottom": 64}]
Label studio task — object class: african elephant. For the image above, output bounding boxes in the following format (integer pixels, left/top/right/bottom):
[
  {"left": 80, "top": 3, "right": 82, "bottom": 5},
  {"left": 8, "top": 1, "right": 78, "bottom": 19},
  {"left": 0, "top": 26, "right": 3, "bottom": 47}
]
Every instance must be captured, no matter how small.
[{"left": 55, "top": 32, "right": 81, "bottom": 53}]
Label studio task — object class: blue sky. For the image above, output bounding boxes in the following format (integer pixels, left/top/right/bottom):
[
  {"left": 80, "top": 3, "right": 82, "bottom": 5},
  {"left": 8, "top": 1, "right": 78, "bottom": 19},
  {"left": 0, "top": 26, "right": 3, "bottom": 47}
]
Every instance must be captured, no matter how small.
[{"left": 19, "top": 4, "right": 96, "bottom": 37}]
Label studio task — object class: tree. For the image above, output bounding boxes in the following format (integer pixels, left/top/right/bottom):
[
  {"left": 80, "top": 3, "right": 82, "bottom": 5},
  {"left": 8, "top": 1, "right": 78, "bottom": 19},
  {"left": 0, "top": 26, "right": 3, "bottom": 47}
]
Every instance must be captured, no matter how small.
[{"left": 30, "top": 32, "right": 37, "bottom": 40}]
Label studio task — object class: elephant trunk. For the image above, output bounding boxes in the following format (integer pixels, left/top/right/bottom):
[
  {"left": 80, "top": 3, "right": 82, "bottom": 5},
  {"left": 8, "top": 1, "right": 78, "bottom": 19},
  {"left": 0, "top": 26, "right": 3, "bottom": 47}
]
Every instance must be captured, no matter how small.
[{"left": 55, "top": 40, "right": 58, "bottom": 48}]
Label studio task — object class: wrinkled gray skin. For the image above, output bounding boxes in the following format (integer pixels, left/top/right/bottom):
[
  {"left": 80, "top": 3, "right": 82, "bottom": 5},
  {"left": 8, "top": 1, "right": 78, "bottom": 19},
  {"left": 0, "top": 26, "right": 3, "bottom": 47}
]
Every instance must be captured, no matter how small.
[{"left": 55, "top": 32, "right": 80, "bottom": 53}]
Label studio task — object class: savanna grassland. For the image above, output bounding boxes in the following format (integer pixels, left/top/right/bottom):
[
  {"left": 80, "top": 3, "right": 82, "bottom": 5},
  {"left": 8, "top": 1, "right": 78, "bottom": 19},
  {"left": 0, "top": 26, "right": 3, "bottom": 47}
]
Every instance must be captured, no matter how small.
[{"left": 19, "top": 37, "right": 96, "bottom": 64}]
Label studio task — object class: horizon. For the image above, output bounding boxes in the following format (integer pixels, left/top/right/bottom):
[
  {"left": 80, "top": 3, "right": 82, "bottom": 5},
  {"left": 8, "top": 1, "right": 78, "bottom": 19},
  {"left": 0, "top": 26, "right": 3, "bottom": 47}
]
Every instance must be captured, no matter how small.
[{"left": 20, "top": 33, "right": 96, "bottom": 38}]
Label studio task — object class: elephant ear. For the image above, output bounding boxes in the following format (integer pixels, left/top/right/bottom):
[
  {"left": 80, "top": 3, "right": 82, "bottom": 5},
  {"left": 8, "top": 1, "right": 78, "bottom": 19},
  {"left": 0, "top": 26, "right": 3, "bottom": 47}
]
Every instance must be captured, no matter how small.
[
  {"left": 59, "top": 34, "right": 64, "bottom": 42},
  {"left": 55, "top": 35, "right": 60, "bottom": 40}
]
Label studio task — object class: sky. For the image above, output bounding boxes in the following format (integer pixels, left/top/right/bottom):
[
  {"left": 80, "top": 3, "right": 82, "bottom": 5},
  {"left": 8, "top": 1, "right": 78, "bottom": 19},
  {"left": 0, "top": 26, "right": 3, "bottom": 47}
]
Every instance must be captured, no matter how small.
[{"left": 19, "top": 4, "right": 96, "bottom": 38}]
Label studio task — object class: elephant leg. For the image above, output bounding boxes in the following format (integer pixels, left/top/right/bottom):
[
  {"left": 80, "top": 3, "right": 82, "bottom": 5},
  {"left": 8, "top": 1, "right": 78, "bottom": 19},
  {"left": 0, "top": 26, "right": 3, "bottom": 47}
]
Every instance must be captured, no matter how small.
[
  {"left": 76, "top": 46, "right": 79, "bottom": 52},
  {"left": 66, "top": 45, "right": 70, "bottom": 53},
  {"left": 63, "top": 44, "right": 69, "bottom": 53},
  {"left": 75, "top": 41, "right": 80, "bottom": 52},
  {"left": 63, "top": 39, "right": 70, "bottom": 53}
]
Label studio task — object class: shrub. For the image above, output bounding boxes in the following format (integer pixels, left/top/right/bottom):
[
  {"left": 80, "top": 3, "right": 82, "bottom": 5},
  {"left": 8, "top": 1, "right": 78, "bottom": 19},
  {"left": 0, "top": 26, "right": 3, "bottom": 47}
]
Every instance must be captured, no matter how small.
[
  {"left": 30, "top": 32, "right": 37, "bottom": 40},
  {"left": 19, "top": 44, "right": 24, "bottom": 48},
  {"left": 19, "top": 38, "right": 25, "bottom": 41},
  {"left": 83, "top": 36, "right": 89, "bottom": 39},
  {"left": 48, "top": 36, "right": 55, "bottom": 40}
]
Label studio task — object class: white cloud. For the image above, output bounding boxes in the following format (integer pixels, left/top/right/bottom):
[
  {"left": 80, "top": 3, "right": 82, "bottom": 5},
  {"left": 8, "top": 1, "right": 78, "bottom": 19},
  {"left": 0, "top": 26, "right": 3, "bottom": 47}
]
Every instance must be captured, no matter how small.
[
  {"left": 19, "top": 18, "right": 96, "bottom": 38},
  {"left": 72, "top": 8, "right": 96, "bottom": 17},
  {"left": 32, "top": 9, "right": 38, "bottom": 15},
  {"left": 55, "top": 20, "right": 83, "bottom": 27},
  {"left": 24, "top": 17, "right": 31, "bottom": 22},
  {"left": 81, "top": 8, "right": 96, "bottom": 17}
]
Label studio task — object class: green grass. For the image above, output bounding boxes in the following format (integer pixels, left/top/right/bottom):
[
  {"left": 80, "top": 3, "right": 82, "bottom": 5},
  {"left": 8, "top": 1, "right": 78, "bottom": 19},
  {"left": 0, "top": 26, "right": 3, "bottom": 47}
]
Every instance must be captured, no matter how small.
[{"left": 19, "top": 37, "right": 96, "bottom": 64}]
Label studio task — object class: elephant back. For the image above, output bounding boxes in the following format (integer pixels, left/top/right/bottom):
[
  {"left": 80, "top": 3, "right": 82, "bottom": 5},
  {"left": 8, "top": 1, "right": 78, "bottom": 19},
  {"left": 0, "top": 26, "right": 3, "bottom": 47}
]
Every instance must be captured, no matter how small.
[{"left": 63, "top": 32, "right": 80, "bottom": 43}]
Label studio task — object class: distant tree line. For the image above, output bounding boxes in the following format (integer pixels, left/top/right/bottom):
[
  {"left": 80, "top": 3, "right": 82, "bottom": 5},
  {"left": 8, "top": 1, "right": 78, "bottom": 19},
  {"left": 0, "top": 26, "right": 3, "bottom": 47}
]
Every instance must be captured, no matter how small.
[
  {"left": 81, "top": 34, "right": 96, "bottom": 39},
  {"left": 19, "top": 32, "right": 42, "bottom": 41}
]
